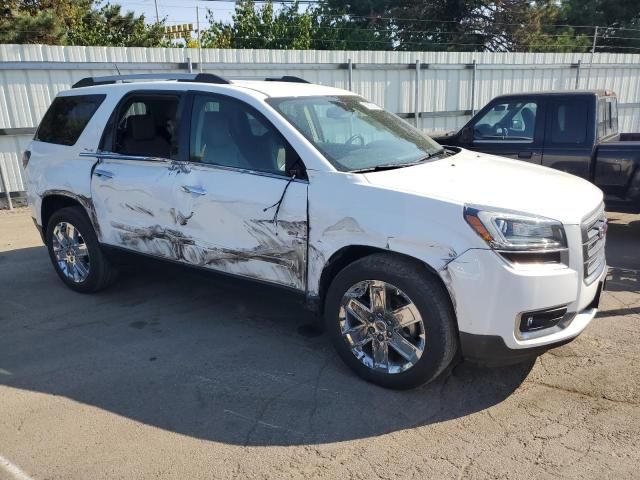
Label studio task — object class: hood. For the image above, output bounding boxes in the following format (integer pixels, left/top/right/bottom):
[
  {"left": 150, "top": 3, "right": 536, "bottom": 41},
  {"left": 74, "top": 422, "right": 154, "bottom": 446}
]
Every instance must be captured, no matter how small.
[{"left": 363, "top": 149, "right": 603, "bottom": 225}]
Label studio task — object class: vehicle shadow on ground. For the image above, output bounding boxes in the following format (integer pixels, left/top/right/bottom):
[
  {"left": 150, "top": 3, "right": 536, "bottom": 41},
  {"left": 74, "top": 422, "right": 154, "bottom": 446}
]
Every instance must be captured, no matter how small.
[
  {"left": 0, "top": 246, "right": 537, "bottom": 446},
  {"left": 605, "top": 214, "right": 639, "bottom": 296}
]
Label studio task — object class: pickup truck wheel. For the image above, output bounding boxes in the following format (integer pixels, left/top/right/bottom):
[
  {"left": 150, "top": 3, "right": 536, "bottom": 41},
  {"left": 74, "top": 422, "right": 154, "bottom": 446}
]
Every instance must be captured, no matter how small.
[
  {"left": 324, "top": 253, "right": 457, "bottom": 389},
  {"left": 46, "top": 206, "right": 116, "bottom": 293}
]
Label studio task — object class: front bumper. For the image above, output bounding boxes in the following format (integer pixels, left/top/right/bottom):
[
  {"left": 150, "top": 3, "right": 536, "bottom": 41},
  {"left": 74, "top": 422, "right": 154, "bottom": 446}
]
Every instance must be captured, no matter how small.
[{"left": 445, "top": 242, "right": 607, "bottom": 364}]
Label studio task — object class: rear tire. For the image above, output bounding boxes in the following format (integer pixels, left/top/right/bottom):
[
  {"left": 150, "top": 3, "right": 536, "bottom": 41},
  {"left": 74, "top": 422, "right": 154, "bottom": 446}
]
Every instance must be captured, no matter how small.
[
  {"left": 46, "top": 206, "right": 117, "bottom": 293},
  {"left": 324, "top": 253, "right": 458, "bottom": 389}
]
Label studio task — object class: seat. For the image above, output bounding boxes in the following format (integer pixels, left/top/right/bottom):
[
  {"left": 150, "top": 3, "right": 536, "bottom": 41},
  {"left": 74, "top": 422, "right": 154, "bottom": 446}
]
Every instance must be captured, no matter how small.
[
  {"left": 520, "top": 107, "right": 536, "bottom": 139},
  {"left": 199, "top": 112, "right": 250, "bottom": 169},
  {"left": 121, "top": 115, "right": 171, "bottom": 158}
]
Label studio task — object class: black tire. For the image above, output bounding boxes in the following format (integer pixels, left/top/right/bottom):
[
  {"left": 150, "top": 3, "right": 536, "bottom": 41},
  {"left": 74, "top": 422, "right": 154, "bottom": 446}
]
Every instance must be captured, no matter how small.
[
  {"left": 324, "top": 253, "right": 458, "bottom": 389},
  {"left": 46, "top": 206, "right": 117, "bottom": 293}
]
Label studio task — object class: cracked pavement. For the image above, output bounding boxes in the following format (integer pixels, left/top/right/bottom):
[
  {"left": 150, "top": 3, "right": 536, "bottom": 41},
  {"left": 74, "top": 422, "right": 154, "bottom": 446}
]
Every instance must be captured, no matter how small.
[{"left": 0, "top": 208, "right": 638, "bottom": 479}]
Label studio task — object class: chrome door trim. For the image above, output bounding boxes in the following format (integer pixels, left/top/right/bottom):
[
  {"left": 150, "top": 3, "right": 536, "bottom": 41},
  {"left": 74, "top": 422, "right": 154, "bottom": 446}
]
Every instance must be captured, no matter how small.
[
  {"left": 80, "top": 151, "right": 172, "bottom": 164},
  {"left": 185, "top": 160, "right": 309, "bottom": 184}
]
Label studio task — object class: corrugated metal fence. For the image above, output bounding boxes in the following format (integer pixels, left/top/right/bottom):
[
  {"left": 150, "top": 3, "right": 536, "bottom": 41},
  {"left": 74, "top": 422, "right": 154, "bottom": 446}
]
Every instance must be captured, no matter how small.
[{"left": 1, "top": 44, "right": 640, "bottom": 201}]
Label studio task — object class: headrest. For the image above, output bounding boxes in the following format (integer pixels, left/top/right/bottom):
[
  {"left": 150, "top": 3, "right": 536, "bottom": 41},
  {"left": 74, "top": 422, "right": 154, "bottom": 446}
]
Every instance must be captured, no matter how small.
[
  {"left": 129, "top": 115, "right": 156, "bottom": 141},
  {"left": 201, "top": 112, "right": 233, "bottom": 147}
]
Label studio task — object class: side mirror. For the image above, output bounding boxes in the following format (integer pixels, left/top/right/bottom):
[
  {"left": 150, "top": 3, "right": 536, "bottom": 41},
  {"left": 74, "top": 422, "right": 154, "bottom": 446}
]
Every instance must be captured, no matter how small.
[{"left": 459, "top": 126, "right": 473, "bottom": 145}]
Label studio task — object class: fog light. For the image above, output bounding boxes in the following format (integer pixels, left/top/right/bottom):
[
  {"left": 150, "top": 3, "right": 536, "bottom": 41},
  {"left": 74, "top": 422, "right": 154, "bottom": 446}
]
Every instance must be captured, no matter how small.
[{"left": 519, "top": 306, "right": 568, "bottom": 333}]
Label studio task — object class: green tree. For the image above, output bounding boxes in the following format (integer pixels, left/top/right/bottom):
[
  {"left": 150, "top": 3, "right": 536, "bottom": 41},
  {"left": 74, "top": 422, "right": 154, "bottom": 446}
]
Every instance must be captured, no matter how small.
[
  {"left": 202, "top": 0, "right": 392, "bottom": 50},
  {"left": 0, "top": 0, "right": 167, "bottom": 47}
]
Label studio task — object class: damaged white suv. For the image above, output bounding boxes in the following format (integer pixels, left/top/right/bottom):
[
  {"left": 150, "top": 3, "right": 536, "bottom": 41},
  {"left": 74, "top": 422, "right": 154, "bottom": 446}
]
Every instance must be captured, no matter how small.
[{"left": 25, "top": 73, "right": 607, "bottom": 389}]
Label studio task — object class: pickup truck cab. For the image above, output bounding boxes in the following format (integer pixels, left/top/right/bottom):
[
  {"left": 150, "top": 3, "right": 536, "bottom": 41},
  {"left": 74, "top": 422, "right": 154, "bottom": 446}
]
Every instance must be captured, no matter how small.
[
  {"left": 432, "top": 90, "right": 640, "bottom": 213},
  {"left": 24, "top": 74, "right": 607, "bottom": 389}
]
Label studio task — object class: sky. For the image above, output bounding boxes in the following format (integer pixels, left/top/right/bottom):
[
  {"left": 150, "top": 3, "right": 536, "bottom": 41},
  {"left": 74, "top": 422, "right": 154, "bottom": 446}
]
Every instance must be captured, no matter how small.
[
  {"left": 118, "top": 0, "right": 314, "bottom": 31},
  {"left": 119, "top": 0, "right": 237, "bottom": 29}
]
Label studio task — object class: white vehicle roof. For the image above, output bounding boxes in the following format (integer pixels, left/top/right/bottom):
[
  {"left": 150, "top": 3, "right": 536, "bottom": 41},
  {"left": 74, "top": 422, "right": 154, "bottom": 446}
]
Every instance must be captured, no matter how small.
[{"left": 63, "top": 78, "right": 354, "bottom": 100}]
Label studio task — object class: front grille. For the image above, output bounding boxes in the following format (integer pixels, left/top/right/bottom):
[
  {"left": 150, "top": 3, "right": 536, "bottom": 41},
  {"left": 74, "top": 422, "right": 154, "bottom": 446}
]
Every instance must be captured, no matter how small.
[{"left": 581, "top": 206, "right": 607, "bottom": 285}]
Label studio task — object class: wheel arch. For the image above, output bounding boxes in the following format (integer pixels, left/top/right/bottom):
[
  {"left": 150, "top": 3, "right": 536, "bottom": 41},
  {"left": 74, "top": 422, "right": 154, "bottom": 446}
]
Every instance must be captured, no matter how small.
[
  {"left": 315, "top": 245, "right": 452, "bottom": 315},
  {"left": 41, "top": 190, "right": 101, "bottom": 241}
]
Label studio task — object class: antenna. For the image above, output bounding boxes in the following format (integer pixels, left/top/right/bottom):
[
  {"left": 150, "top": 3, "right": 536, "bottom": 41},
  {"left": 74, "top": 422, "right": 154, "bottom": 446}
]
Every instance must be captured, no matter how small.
[{"left": 114, "top": 63, "right": 121, "bottom": 75}]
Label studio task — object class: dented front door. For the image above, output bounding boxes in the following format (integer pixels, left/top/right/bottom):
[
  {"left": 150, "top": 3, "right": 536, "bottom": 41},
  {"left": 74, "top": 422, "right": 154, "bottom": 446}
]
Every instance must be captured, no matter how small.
[
  {"left": 170, "top": 164, "right": 309, "bottom": 290},
  {"left": 91, "top": 156, "right": 181, "bottom": 256}
]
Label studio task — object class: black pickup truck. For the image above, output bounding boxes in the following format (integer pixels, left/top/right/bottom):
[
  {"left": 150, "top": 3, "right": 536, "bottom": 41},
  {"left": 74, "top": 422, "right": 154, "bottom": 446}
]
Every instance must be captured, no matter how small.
[{"left": 432, "top": 90, "right": 640, "bottom": 213}]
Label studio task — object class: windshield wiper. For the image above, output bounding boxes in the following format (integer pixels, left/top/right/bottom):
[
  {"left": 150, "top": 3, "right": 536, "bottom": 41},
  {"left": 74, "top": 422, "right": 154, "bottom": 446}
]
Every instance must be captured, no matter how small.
[{"left": 350, "top": 149, "right": 447, "bottom": 173}]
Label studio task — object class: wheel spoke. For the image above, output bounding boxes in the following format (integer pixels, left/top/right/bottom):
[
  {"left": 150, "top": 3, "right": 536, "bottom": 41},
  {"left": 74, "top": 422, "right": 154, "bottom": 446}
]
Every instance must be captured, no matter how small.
[
  {"left": 372, "top": 340, "right": 389, "bottom": 370},
  {"left": 74, "top": 243, "right": 89, "bottom": 258},
  {"left": 389, "top": 332, "right": 422, "bottom": 364},
  {"left": 75, "top": 260, "right": 89, "bottom": 279},
  {"left": 393, "top": 303, "right": 421, "bottom": 328},
  {"left": 54, "top": 228, "right": 68, "bottom": 248},
  {"left": 345, "top": 298, "right": 371, "bottom": 324},
  {"left": 369, "top": 281, "right": 387, "bottom": 314},
  {"left": 343, "top": 324, "right": 371, "bottom": 348}
]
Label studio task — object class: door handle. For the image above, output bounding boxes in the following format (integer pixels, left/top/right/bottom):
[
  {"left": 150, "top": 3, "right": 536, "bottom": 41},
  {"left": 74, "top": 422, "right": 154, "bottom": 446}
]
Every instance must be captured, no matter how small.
[
  {"left": 94, "top": 168, "right": 114, "bottom": 179},
  {"left": 181, "top": 185, "right": 207, "bottom": 196},
  {"left": 518, "top": 151, "right": 539, "bottom": 159}
]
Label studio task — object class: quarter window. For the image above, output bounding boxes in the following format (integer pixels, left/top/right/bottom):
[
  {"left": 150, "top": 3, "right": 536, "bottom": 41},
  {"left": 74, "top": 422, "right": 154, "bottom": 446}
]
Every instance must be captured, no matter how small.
[{"left": 35, "top": 94, "right": 105, "bottom": 146}]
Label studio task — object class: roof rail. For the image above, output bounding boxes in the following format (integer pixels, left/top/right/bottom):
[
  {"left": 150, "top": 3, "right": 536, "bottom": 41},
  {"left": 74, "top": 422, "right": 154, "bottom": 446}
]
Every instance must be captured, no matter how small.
[
  {"left": 72, "top": 73, "right": 230, "bottom": 88},
  {"left": 264, "top": 76, "right": 310, "bottom": 84}
]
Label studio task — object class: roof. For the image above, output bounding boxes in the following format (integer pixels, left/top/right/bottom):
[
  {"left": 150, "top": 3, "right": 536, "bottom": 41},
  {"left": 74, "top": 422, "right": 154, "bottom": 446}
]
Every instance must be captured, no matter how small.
[
  {"left": 64, "top": 74, "right": 354, "bottom": 99},
  {"left": 494, "top": 89, "right": 615, "bottom": 98}
]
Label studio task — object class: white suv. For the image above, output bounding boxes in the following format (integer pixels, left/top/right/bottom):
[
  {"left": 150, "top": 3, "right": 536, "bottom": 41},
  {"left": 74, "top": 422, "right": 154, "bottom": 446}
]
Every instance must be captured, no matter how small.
[{"left": 24, "top": 73, "right": 607, "bottom": 389}]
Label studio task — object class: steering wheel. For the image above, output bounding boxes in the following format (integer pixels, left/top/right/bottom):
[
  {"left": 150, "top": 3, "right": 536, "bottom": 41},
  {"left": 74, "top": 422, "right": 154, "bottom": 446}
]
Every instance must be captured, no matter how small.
[{"left": 346, "top": 134, "right": 365, "bottom": 146}]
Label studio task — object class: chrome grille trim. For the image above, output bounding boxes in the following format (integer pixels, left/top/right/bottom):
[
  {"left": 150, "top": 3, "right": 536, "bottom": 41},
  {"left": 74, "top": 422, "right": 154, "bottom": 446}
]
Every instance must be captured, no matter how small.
[{"left": 581, "top": 205, "right": 607, "bottom": 285}]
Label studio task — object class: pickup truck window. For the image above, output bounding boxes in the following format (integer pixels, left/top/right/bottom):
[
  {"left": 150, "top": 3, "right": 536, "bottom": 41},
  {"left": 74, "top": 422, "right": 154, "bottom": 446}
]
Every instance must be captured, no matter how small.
[
  {"left": 598, "top": 97, "right": 619, "bottom": 140},
  {"left": 268, "top": 96, "right": 443, "bottom": 172},
  {"left": 473, "top": 101, "right": 538, "bottom": 142},
  {"left": 35, "top": 94, "right": 105, "bottom": 146},
  {"left": 550, "top": 99, "right": 588, "bottom": 145}
]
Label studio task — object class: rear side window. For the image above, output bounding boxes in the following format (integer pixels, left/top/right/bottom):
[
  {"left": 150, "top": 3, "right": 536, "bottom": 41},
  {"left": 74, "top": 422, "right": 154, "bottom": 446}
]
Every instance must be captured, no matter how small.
[
  {"left": 35, "top": 94, "right": 105, "bottom": 146},
  {"left": 550, "top": 99, "right": 588, "bottom": 144}
]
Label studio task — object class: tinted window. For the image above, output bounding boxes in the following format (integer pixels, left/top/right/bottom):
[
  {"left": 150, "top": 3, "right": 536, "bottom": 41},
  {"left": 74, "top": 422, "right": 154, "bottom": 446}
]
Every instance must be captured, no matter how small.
[
  {"left": 474, "top": 101, "right": 538, "bottom": 142},
  {"left": 597, "top": 97, "right": 618, "bottom": 139},
  {"left": 112, "top": 95, "right": 179, "bottom": 159},
  {"left": 35, "top": 95, "right": 105, "bottom": 146},
  {"left": 551, "top": 99, "right": 588, "bottom": 144},
  {"left": 190, "top": 95, "right": 298, "bottom": 176}
]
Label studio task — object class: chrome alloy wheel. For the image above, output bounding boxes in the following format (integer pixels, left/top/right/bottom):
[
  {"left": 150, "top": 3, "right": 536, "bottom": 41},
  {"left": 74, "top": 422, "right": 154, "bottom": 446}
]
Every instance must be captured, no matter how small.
[
  {"left": 51, "top": 221, "right": 90, "bottom": 283},
  {"left": 339, "top": 280, "right": 426, "bottom": 374}
]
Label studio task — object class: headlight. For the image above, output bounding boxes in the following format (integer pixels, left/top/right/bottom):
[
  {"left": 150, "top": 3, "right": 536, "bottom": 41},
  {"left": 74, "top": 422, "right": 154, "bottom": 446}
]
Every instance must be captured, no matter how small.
[{"left": 464, "top": 206, "right": 567, "bottom": 255}]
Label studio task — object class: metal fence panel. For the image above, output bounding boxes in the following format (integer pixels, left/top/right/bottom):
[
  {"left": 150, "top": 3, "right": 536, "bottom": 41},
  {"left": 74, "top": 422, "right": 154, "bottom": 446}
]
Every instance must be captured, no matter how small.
[{"left": 1, "top": 44, "right": 640, "bottom": 195}]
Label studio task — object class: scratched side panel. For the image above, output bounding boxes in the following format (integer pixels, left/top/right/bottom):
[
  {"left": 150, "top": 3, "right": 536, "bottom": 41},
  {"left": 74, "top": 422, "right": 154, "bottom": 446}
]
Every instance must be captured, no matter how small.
[
  {"left": 91, "top": 159, "right": 180, "bottom": 254},
  {"left": 144, "top": 165, "right": 310, "bottom": 290},
  {"left": 306, "top": 170, "right": 483, "bottom": 296}
]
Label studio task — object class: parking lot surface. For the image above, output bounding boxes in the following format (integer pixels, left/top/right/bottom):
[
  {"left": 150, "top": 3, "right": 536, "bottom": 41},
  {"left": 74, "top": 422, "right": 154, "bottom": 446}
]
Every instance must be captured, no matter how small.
[{"left": 0, "top": 208, "right": 638, "bottom": 480}]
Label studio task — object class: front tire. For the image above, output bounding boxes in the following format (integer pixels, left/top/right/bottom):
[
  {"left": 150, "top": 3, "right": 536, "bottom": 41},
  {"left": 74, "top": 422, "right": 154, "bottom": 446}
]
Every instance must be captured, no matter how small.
[
  {"left": 46, "top": 206, "right": 116, "bottom": 293},
  {"left": 324, "top": 253, "right": 458, "bottom": 389}
]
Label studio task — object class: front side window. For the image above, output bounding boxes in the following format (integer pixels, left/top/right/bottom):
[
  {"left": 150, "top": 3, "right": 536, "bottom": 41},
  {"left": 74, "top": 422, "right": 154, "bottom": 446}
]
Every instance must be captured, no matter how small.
[
  {"left": 112, "top": 95, "right": 179, "bottom": 159},
  {"left": 267, "top": 96, "right": 443, "bottom": 172},
  {"left": 474, "top": 101, "right": 538, "bottom": 142},
  {"left": 35, "top": 94, "right": 105, "bottom": 146},
  {"left": 189, "top": 95, "right": 297, "bottom": 176}
]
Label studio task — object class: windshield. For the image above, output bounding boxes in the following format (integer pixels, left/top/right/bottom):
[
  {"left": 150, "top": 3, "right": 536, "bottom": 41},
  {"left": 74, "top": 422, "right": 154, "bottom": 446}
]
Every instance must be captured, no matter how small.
[{"left": 267, "top": 96, "right": 444, "bottom": 172}]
